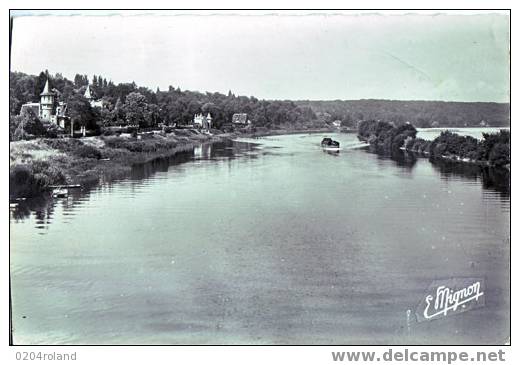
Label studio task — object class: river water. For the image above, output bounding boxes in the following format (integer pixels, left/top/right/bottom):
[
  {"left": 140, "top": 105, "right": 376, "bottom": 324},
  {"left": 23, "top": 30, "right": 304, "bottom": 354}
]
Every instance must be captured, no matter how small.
[{"left": 10, "top": 132, "right": 510, "bottom": 345}]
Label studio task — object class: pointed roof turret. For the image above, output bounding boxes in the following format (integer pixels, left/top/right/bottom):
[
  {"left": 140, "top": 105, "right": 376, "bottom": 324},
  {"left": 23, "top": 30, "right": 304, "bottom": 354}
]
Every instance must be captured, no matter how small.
[
  {"left": 84, "top": 84, "right": 93, "bottom": 99},
  {"left": 40, "top": 79, "right": 53, "bottom": 96}
]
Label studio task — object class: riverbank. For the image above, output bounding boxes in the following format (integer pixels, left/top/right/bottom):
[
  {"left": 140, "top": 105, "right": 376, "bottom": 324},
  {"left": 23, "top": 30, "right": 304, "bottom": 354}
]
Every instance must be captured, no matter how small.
[
  {"left": 9, "top": 130, "right": 233, "bottom": 199},
  {"left": 357, "top": 120, "right": 510, "bottom": 169},
  {"left": 9, "top": 127, "right": 338, "bottom": 199}
]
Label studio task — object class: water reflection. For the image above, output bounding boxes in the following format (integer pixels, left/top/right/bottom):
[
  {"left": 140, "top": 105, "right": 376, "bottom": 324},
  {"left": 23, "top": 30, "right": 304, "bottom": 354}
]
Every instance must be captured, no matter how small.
[
  {"left": 10, "top": 140, "right": 261, "bottom": 227},
  {"left": 10, "top": 195, "right": 55, "bottom": 223},
  {"left": 374, "top": 149, "right": 418, "bottom": 170},
  {"left": 429, "top": 158, "right": 510, "bottom": 198},
  {"left": 10, "top": 139, "right": 510, "bottom": 227},
  {"left": 322, "top": 150, "right": 340, "bottom": 157},
  {"left": 10, "top": 188, "right": 88, "bottom": 226},
  {"left": 364, "top": 146, "right": 510, "bottom": 197},
  {"left": 131, "top": 150, "right": 194, "bottom": 181},
  {"left": 131, "top": 140, "right": 259, "bottom": 181}
]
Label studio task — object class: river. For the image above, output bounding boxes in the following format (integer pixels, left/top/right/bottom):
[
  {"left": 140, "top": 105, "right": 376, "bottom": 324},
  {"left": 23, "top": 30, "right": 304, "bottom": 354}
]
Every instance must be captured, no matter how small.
[{"left": 10, "top": 132, "right": 510, "bottom": 345}]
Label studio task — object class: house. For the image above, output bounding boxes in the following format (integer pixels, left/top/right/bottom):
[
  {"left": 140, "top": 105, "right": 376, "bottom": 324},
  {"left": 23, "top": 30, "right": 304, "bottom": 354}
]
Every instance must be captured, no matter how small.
[
  {"left": 232, "top": 113, "right": 250, "bottom": 125},
  {"left": 19, "top": 79, "right": 71, "bottom": 129},
  {"left": 193, "top": 113, "right": 213, "bottom": 130},
  {"left": 52, "top": 101, "right": 70, "bottom": 129},
  {"left": 18, "top": 78, "right": 107, "bottom": 136},
  {"left": 332, "top": 120, "right": 342, "bottom": 128},
  {"left": 84, "top": 84, "right": 105, "bottom": 108}
]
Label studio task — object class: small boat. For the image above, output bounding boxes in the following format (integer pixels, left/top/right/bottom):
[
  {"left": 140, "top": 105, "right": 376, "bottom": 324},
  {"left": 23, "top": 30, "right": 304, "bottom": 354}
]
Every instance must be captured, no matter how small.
[
  {"left": 321, "top": 137, "right": 340, "bottom": 150},
  {"left": 52, "top": 188, "right": 68, "bottom": 198}
]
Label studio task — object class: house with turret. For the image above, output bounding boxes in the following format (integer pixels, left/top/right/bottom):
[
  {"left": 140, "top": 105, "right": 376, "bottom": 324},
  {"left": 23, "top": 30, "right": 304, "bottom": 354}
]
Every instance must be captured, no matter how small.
[
  {"left": 20, "top": 79, "right": 70, "bottom": 129},
  {"left": 19, "top": 78, "right": 105, "bottom": 133}
]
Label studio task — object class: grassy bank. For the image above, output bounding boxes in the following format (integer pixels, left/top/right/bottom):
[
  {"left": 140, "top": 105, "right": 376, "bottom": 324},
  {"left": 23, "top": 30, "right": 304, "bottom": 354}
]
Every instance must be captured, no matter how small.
[
  {"left": 357, "top": 120, "right": 510, "bottom": 169},
  {"left": 10, "top": 130, "right": 231, "bottom": 199}
]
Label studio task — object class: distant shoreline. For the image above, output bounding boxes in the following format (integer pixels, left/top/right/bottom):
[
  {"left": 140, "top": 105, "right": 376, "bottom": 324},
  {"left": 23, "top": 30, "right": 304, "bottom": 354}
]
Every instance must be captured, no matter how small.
[{"left": 357, "top": 121, "right": 510, "bottom": 170}]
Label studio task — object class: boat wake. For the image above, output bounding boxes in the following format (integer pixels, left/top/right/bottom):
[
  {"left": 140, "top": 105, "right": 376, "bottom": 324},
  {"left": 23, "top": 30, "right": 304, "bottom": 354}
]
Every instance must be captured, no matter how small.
[{"left": 341, "top": 142, "right": 370, "bottom": 150}]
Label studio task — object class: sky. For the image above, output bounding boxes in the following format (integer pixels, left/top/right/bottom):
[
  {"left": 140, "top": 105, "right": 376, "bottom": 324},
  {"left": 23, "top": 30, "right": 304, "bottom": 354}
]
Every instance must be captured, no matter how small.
[{"left": 10, "top": 12, "right": 510, "bottom": 102}]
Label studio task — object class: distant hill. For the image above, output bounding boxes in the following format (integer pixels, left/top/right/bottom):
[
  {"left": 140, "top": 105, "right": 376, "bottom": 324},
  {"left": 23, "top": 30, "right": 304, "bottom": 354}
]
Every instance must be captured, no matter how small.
[{"left": 296, "top": 99, "right": 510, "bottom": 128}]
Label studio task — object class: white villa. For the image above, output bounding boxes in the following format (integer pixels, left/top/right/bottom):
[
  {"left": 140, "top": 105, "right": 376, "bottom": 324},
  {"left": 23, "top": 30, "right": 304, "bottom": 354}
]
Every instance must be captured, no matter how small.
[{"left": 193, "top": 113, "right": 213, "bottom": 130}]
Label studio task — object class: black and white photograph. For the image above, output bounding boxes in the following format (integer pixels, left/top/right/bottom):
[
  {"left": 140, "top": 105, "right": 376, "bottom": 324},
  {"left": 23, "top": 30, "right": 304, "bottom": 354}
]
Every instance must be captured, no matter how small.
[{"left": 8, "top": 8, "right": 511, "bottom": 351}]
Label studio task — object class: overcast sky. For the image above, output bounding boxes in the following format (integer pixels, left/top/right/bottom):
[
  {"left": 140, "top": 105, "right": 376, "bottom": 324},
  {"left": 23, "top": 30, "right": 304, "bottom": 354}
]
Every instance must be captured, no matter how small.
[{"left": 10, "top": 12, "right": 510, "bottom": 102}]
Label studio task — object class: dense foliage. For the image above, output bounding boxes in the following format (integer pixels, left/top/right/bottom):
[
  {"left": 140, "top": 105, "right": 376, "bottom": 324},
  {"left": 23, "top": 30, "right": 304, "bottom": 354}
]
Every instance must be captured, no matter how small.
[
  {"left": 9, "top": 108, "right": 46, "bottom": 141},
  {"left": 358, "top": 120, "right": 510, "bottom": 167},
  {"left": 11, "top": 71, "right": 510, "bottom": 139},
  {"left": 298, "top": 99, "right": 510, "bottom": 128},
  {"left": 358, "top": 120, "right": 417, "bottom": 151},
  {"left": 10, "top": 70, "right": 321, "bottom": 136}
]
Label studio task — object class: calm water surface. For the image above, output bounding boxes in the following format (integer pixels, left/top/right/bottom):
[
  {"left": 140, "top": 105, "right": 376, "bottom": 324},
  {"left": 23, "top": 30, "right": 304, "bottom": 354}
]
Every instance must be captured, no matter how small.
[{"left": 10, "top": 133, "right": 510, "bottom": 344}]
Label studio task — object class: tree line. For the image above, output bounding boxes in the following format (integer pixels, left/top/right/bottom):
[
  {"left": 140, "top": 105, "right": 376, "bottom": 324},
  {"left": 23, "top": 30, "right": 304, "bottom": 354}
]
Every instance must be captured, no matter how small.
[
  {"left": 298, "top": 99, "right": 510, "bottom": 128},
  {"left": 9, "top": 70, "right": 511, "bottom": 141},
  {"left": 358, "top": 120, "right": 510, "bottom": 168},
  {"left": 9, "top": 70, "right": 321, "bottom": 140}
]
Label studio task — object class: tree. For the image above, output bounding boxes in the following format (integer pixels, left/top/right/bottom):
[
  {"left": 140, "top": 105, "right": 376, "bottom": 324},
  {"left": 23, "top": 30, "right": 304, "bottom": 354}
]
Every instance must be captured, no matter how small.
[
  {"left": 114, "top": 98, "right": 125, "bottom": 120},
  {"left": 12, "top": 108, "right": 46, "bottom": 140},
  {"left": 9, "top": 94, "right": 20, "bottom": 116},
  {"left": 67, "top": 93, "right": 96, "bottom": 135},
  {"left": 9, "top": 115, "right": 19, "bottom": 140},
  {"left": 34, "top": 71, "right": 48, "bottom": 100},
  {"left": 489, "top": 143, "right": 510, "bottom": 167},
  {"left": 124, "top": 92, "right": 149, "bottom": 128},
  {"left": 74, "top": 74, "right": 88, "bottom": 87}
]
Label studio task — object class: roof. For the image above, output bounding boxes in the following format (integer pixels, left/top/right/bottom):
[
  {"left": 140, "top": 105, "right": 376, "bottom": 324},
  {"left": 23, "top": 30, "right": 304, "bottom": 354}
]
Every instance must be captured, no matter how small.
[
  {"left": 84, "top": 85, "right": 93, "bottom": 99},
  {"left": 40, "top": 79, "right": 53, "bottom": 96},
  {"left": 232, "top": 113, "right": 248, "bottom": 123},
  {"left": 20, "top": 102, "right": 40, "bottom": 116}
]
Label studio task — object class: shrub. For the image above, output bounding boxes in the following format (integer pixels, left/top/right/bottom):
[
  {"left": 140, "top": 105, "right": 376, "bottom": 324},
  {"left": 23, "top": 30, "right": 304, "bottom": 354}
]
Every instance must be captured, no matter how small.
[
  {"left": 11, "top": 109, "right": 46, "bottom": 141},
  {"left": 102, "top": 128, "right": 116, "bottom": 136},
  {"left": 9, "top": 164, "right": 43, "bottom": 198},
  {"left": 74, "top": 145, "right": 102, "bottom": 159},
  {"left": 103, "top": 136, "right": 127, "bottom": 149},
  {"left": 42, "top": 122, "right": 62, "bottom": 138},
  {"left": 43, "top": 138, "right": 83, "bottom": 152},
  {"left": 489, "top": 143, "right": 510, "bottom": 167}
]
